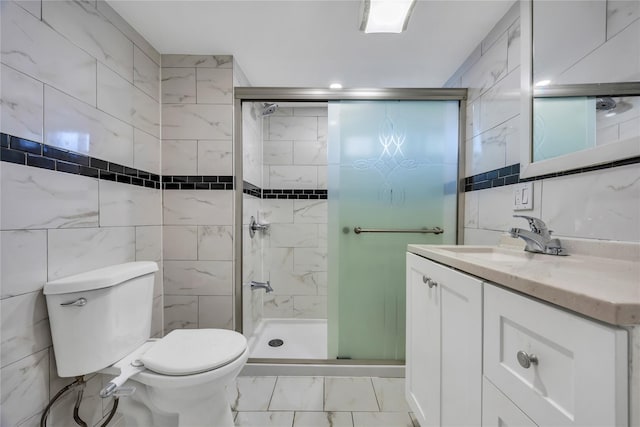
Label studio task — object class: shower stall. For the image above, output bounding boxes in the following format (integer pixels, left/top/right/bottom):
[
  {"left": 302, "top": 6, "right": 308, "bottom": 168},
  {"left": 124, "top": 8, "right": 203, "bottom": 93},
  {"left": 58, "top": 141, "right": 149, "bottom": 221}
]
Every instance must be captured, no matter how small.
[{"left": 234, "top": 88, "right": 465, "bottom": 369}]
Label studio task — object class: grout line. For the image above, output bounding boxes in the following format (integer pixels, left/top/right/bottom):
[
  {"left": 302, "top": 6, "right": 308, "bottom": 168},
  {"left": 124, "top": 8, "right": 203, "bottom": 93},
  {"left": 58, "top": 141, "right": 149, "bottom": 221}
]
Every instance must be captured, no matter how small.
[{"left": 370, "top": 377, "right": 381, "bottom": 412}]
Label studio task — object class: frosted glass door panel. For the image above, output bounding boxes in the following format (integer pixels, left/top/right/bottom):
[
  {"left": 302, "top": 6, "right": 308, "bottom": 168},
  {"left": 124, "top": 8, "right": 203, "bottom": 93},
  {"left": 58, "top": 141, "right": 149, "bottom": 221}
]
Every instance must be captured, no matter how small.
[{"left": 327, "top": 101, "right": 459, "bottom": 360}]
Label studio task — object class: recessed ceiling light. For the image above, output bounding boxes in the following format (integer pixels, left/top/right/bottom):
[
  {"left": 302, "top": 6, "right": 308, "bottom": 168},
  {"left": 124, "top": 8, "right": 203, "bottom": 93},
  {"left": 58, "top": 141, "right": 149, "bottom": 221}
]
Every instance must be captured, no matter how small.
[
  {"left": 330, "top": 83, "right": 343, "bottom": 89},
  {"left": 535, "top": 79, "right": 552, "bottom": 87},
  {"left": 360, "top": 0, "right": 417, "bottom": 34}
]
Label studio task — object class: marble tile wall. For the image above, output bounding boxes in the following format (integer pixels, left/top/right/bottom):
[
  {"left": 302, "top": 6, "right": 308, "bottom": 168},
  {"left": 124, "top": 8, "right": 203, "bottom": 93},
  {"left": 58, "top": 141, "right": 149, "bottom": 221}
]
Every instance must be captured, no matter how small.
[
  {"left": 261, "top": 107, "right": 329, "bottom": 319},
  {"left": 161, "top": 55, "right": 241, "bottom": 333},
  {"left": 446, "top": 1, "right": 640, "bottom": 244},
  {"left": 0, "top": 1, "right": 162, "bottom": 425}
]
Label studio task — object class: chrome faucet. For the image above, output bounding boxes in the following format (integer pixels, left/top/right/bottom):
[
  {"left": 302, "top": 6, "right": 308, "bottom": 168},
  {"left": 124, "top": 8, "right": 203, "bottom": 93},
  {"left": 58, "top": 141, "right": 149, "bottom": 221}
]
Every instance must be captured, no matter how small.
[
  {"left": 509, "top": 215, "right": 568, "bottom": 256},
  {"left": 250, "top": 280, "right": 273, "bottom": 293}
]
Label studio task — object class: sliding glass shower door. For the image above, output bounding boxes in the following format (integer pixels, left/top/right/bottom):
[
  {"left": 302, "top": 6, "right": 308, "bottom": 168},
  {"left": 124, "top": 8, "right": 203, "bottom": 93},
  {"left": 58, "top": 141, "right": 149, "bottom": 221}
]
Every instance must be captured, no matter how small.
[{"left": 327, "top": 100, "right": 459, "bottom": 360}]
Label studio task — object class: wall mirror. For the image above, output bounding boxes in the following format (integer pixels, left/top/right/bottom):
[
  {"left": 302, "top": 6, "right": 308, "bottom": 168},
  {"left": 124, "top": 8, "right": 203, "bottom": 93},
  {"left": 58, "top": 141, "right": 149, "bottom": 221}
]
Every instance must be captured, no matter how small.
[{"left": 520, "top": 0, "right": 640, "bottom": 178}]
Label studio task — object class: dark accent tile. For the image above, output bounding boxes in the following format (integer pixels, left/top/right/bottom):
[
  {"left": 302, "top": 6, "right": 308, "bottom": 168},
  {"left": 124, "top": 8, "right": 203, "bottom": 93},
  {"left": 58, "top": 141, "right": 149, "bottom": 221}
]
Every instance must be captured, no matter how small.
[
  {"left": 294, "top": 189, "right": 303, "bottom": 194},
  {"left": 43, "top": 146, "right": 89, "bottom": 166},
  {"left": 79, "top": 166, "right": 99, "bottom": 178},
  {"left": 27, "top": 154, "right": 55, "bottom": 170},
  {"left": 498, "top": 166, "right": 512, "bottom": 177},
  {"left": 519, "top": 176, "right": 534, "bottom": 183},
  {"left": 287, "top": 195, "right": 296, "bottom": 199},
  {"left": 486, "top": 170, "right": 498, "bottom": 180},
  {"left": 131, "top": 177, "right": 144, "bottom": 186},
  {"left": 173, "top": 176, "right": 189, "bottom": 183},
  {"left": 464, "top": 184, "right": 473, "bottom": 192},
  {"left": 164, "top": 183, "right": 180, "bottom": 190},
  {"left": 150, "top": 174, "right": 160, "bottom": 182},
  {"left": 304, "top": 190, "right": 314, "bottom": 194},
  {"left": 612, "top": 156, "right": 640, "bottom": 167},
  {"left": 116, "top": 174, "right": 131, "bottom": 184},
  {"left": 511, "top": 164, "right": 520, "bottom": 174},
  {"left": 283, "top": 189, "right": 293, "bottom": 194},
  {"left": 273, "top": 190, "right": 283, "bottom": 194},
  {"left": 1, "top": 148, "right": 26, "bottom": 164},
  {"left": 266, "top": 194, "right": 276, "bottom": 199},
  {"left": 211, "top": 183, "right": 225, "bottom": 190},
  {"left": 10, "top": 137, "right": 42, "bottom": 155},
  {"left": 472, "top": 173, "right": 487, "bottom": 183},
  {"left": 108, "top": 163, "right": 124, "bottom": 174},
  {"left": 309, "top": 195, "right": 319, "bottom": 199},
  {"left": 504, "top": 175, "right": 519, "bottom": 185},
  {"left": 162, "top": 175, "right": 173, "bottom": 183},
  {"left": 56, "top": 161, "right": 80, "bottom": 175},
  {"left": 100, "top": 170, "right": 117, "bottom": 181},
  {"left": 188, "top": 176, "right": 202, "bottom": 183},
  {"left": 218, "top": 176, "right": 233, "bottom": 183},
  {"left": 195, "top": 183, "right": 210, "bottom": 190},
  {"left": 144, "top": 180, "right": 155, "bottom": 189},
  {"left": 91, "top": 158, "right": 108, "bottom": 170},
  {"left": 180, "top": 183, "right": 195, "bottom": 190},
  {"left": 0, "top": 134, "right": 9, "bottom": 148},
  {"left": 277, "top": 194, "right": 287, "bottom": 199},
  {"left": 124, "top": 167, "right": 138, "bottom": 177},
  {"left": 473, "top": 181, "right": 491, "bottom": 191},
  {"left": 491, "top": 177, "right": 505, "bottom": 187},
  {"left": 203, "top": 176, "right": 218, "bottom": 182},
  {"left": 138, "top": 172, "right": 150, "bottom": 180},
  {"left": 155, "top": 182, "right": 161, "bottom": 189},
  {"left": 226, "top": 183, "right": 235, "bottom": 190},
  {"left": 299, "top": 195, "right": 309, "bottom": 199}
]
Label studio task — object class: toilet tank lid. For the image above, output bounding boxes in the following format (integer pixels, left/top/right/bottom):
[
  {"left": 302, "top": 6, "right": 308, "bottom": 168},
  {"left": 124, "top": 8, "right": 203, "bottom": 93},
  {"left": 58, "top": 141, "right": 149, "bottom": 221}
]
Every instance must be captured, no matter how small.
[{"left": 44, "top": 262, "right": 158, "bottom": 295}]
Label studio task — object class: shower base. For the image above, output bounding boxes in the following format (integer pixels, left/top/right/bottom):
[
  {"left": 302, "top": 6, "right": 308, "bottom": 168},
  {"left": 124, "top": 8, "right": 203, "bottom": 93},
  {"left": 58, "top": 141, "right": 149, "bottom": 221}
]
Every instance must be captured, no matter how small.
[{"left": 248, "top": 318, "right": 327, "bottom": 359}]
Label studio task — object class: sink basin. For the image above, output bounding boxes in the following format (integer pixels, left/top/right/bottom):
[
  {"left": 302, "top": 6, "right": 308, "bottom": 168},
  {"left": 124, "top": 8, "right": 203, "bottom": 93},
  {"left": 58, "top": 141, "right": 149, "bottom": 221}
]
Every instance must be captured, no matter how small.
[{"left": 439, "top": 246, "right": 529, "bottom": 263}]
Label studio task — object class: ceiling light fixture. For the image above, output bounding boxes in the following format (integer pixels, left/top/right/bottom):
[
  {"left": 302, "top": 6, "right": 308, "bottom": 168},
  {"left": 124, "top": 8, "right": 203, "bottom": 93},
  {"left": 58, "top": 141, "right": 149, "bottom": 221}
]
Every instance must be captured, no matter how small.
[
  {"left": 360, "top": 0, "right": 417, "bottom": 34},
  {"left": 330, "top": 83, "right": 343, "bottom": 89}
]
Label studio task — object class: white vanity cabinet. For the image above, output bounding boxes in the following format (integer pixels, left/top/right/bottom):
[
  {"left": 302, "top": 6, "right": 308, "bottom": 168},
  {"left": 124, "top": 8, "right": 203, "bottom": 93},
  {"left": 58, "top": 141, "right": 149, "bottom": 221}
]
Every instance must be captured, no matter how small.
[
  {"left": 405, "top": 253, "right": 483, "bottom": 427},
  {"left": 483, "top": 283, "right": 628, "bottom": 427}
]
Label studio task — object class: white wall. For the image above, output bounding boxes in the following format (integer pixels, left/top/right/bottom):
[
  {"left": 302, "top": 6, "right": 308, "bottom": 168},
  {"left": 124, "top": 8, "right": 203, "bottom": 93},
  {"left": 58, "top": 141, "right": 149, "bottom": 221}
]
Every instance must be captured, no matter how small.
[
  {"left": 446, "top": 1, "right": 640, "bottom": 245},
  {"left": 0, "top": 1, "right": 162, "bottom": 425}
]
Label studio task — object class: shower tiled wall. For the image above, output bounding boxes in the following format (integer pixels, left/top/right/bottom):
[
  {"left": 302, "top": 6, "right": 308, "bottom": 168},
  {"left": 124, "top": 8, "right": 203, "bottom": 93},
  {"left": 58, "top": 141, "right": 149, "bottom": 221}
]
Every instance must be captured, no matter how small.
[
  {"left": 261, "top": 107, "right": 328, "bottom": 319},
  {"left": 0, "top": 1, "right": 162, "bottom": 425},
  {"left": 160, "top": 55, "right": 244, "bottom": 333},
  {"left": 446, "top": 2, "right": 640, "bottom": 244}
]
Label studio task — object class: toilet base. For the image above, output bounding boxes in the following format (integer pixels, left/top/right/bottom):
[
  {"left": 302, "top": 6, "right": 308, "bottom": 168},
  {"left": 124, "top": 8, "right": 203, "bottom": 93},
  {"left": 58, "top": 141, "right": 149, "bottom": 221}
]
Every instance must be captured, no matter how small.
[{"left": 115, "top": 382, "right": 234, "bottom": 427}]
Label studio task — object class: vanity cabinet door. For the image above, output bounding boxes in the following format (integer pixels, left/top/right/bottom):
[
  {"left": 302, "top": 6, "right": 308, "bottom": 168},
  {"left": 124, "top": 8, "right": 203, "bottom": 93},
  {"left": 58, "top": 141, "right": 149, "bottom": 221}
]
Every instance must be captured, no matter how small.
[
  {"left": 484, "top": 283, "right": 628, "bottom": 427},
  {"left": 483, "top": 378, "right": 538, "bottom": 427},
  {"left": 406, "top": 253, "right": 483, "bottom": 427}
]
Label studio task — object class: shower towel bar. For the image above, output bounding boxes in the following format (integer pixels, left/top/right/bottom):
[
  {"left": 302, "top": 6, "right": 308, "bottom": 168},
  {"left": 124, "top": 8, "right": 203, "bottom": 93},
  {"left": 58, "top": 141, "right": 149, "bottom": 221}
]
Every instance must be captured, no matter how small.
[{"left": 353, "top": 226, "right": 443, "bottom": 234}]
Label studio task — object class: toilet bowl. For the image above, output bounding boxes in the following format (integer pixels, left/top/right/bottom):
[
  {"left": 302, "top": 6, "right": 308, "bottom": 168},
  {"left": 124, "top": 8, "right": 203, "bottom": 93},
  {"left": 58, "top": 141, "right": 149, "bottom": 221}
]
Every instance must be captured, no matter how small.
[{"left": 43, "top": 262, "right": 247, "bottom": 427}]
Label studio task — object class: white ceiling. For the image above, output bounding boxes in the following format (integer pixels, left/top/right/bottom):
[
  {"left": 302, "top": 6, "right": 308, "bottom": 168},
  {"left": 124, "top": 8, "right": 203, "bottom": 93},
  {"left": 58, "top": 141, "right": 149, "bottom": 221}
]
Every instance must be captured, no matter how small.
[{"left": 108, "top": 0, "right": 515, "bottom": 88}]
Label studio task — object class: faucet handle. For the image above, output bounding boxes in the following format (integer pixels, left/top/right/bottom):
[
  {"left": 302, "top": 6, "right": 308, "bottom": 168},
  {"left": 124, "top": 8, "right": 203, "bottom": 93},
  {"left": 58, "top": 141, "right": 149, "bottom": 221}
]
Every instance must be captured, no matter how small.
[{"left": 513, "top": 215, "right": 549, "bottom": 235}]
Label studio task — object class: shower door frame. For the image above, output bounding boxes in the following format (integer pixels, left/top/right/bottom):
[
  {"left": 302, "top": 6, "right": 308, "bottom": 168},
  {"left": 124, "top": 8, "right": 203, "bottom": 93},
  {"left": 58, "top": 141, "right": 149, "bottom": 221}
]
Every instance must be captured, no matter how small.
[{"left": 234, "top": 87, "right": 468, "bottom": 365}]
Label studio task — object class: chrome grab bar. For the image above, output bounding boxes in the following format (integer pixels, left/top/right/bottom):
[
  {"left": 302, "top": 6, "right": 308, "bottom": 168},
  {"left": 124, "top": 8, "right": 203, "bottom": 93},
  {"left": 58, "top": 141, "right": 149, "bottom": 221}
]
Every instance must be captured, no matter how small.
[{"left": 353, "top": 226, "right": 444, "bottom": 235}]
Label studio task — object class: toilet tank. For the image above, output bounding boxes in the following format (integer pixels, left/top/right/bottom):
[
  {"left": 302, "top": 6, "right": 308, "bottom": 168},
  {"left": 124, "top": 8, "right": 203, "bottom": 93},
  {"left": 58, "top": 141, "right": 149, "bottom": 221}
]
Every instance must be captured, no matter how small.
[{"left": 44, "top": 262, "right": 158, "bottom": 377}]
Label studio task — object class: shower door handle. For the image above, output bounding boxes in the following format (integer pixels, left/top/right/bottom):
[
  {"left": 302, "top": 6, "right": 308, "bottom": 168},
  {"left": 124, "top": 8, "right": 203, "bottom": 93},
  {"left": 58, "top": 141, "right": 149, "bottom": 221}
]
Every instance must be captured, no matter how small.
[{"left": 353, "top": 226, "right": 443, "bottom": 235}]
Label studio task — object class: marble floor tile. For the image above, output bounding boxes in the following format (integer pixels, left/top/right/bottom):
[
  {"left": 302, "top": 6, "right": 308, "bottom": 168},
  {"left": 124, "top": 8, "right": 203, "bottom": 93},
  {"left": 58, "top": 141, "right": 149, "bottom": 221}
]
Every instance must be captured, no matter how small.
[
  {"left": 269, "top": 376, "right": 324, "bottom": 411},
  {"left": 371, "top": 378, "right": 410, "bottom": 412},
  {"left": 324, "top": 377, "right": 379, "bottom": 412},
  {"left": 226, "top": 376, "right": 277, "bottom": 411},
  {"left": 235, "top": 411, "right": 294, "bottom": 427},
  {"left": 293, "top": 411, "right": 353, "bottom": 427},
  {"left": 352, "top": 412, "right": 414, "bottom": 427}
]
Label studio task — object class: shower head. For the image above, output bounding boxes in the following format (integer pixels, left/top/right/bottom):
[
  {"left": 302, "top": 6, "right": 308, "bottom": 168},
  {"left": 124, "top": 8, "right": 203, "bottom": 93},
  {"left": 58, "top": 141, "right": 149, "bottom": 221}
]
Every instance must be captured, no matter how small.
[
  {"left": 596, "top": 97, "right": 617, "bottom": 111},
  {"left": 262, "top": 103, "right": 278, "bottom": 117}
]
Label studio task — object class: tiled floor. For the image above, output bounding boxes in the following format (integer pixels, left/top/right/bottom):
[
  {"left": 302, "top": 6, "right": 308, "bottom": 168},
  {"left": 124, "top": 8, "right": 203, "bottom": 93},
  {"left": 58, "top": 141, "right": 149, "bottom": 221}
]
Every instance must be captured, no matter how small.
[{"left": 226, "top": 376, "right": 418, "bottom": 427}]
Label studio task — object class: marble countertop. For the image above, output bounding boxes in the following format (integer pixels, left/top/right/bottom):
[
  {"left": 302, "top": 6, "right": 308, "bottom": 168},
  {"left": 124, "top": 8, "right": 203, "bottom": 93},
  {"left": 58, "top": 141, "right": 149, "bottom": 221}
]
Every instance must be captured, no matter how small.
[{"left": 407, "top": 244, "right": 640, "bottom": 326}]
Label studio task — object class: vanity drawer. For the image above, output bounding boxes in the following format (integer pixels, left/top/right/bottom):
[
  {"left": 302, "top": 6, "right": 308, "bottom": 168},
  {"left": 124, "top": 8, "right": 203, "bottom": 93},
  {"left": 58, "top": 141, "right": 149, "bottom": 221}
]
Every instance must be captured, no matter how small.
[
  {"left": 482, "top": 378, "right": 537, "bottom": 427},
  {"left": 483, "top": 284, "right": 628, "bottom": 427}
]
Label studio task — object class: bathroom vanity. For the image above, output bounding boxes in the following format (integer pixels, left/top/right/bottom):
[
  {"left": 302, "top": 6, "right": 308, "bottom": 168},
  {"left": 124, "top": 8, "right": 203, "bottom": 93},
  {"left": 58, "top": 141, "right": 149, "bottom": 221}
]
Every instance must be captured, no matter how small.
[{"left": 405, "top": 244, "right": 640, "bottom": 427}]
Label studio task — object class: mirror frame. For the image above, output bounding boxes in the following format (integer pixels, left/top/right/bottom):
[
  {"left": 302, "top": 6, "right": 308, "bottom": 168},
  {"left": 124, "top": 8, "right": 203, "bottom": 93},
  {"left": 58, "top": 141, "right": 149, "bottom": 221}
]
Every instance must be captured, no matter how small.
[{"left": 519, "top": 0, "right": 640, "bottom": 179}]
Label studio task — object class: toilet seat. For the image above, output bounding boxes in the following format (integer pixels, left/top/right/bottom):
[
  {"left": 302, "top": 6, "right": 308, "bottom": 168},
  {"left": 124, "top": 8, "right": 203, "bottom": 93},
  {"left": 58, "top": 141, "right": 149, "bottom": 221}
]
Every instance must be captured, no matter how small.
[
  {"left": 100, "top": 329, "right": 249, "bottom": 389},
  {"left": 140, "top": 329, "right": 247, "bottom": 376}
]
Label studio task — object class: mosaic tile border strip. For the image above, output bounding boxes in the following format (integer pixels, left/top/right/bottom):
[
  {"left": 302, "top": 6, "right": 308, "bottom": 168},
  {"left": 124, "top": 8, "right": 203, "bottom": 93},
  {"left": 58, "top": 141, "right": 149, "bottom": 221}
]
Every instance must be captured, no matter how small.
[
  {"left": 162, "top": 175, "right": 234, "bottom": 190},
  {"left": 1, "top": 133, "right": 161, "bottom": 189},
  {"left": 464, "top": 156, "right": 640, "bottom": 192},
  {"left": 242, "top": 181, "right": 328, "bottom": 200}
]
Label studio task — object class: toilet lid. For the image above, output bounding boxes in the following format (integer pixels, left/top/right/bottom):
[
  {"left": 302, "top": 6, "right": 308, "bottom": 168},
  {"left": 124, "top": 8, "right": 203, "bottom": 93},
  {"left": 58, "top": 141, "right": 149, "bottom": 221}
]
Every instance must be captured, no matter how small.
[{"left": 139, "top": 329, "right": 247, "bottom": 376}]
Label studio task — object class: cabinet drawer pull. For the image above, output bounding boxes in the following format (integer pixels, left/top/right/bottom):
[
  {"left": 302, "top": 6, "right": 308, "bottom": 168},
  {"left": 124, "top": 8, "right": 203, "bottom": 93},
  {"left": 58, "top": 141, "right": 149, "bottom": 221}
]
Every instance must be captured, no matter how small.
[
  {"left": 516, "top": 351, "right": 538, "bottom": 369},
  {"left": 422, "top": 276, "right": 438, "bottom": 288}
]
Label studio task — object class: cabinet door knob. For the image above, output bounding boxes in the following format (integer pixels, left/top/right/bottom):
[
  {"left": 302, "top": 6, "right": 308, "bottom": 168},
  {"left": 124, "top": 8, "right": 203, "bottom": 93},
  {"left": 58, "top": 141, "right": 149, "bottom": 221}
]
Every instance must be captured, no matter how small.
[
  {"left": 428, "top": 279, "right": 438, "bottom": 288},
  {"left": 516, "top": 351, "right": 538, "bottom": 369},
  {"left": 422, "top": 275, "right": 430, "bottom": 284}
]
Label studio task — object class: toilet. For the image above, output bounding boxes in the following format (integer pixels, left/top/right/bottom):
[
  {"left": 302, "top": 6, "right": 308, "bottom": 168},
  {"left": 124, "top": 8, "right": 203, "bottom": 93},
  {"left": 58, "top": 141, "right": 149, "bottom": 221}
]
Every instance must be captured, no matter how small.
[{"left": 43, "top": 262, "right": 248, "bottom": 427}]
